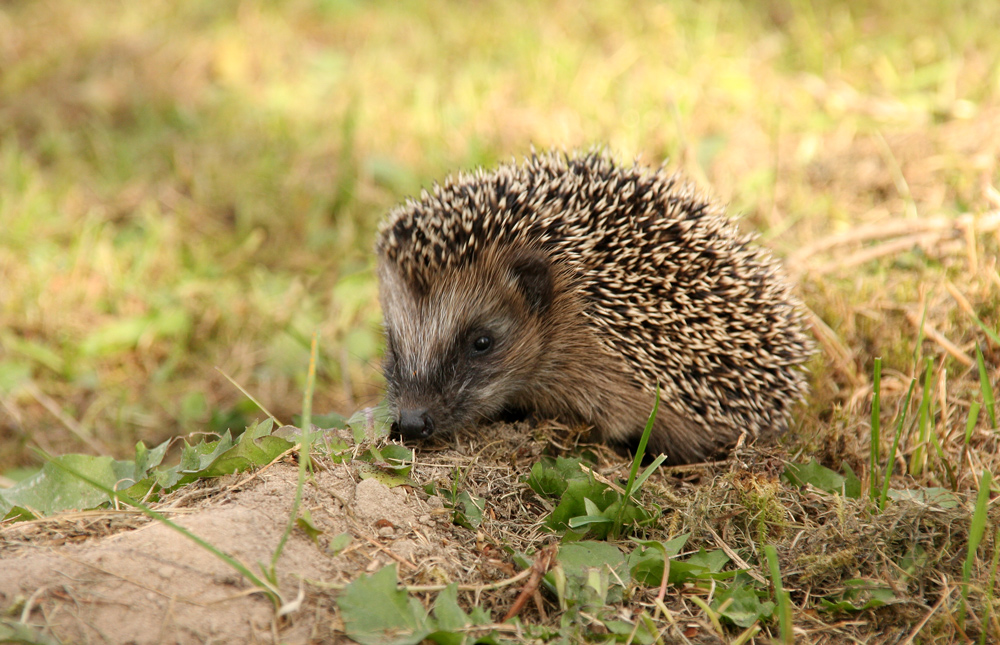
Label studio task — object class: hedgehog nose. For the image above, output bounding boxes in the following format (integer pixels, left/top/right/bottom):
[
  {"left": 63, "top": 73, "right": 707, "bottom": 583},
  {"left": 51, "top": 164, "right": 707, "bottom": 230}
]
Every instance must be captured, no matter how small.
[{"left": 393, "top": 408, "right": 435, "bottom": 439}]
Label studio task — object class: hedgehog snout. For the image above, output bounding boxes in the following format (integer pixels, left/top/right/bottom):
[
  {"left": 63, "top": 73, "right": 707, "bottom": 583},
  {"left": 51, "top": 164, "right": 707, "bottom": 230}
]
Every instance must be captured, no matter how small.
[{"left": 392, "top": 407, "right": 435, "bottom": 440}]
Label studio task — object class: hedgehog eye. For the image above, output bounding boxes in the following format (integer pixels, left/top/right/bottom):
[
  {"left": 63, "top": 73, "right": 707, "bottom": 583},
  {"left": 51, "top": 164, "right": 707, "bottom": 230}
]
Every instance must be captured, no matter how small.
[{"left": 471, "top": 335, "right": 493, "bottom": 355}]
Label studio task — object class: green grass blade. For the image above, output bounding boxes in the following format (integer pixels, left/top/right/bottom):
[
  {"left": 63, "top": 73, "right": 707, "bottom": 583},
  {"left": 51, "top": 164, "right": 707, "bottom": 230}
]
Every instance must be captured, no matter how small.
[
  {"left": 614, "top": 385, "right": 660, "bottom": 538},
  {"left": 976, "top": 344, "right": 996, "bottom": 427},
  {"left": 764, "top": 545, "right": 793, "bottom": 645},
  {"left": 271, "top": 331, "right": 320, "bottom": 576},
  {"left": 960, "top": 468, "right": 993, "bottom": 630},
  {"left": 960, "top": 401, "right": 982, "bottom": 485},
  {"left": 301, "top": 330, "right": 319, "bottom": 456},
  {"left": 929, "top": 427, "right": 957, "bottom": 491},
  {"left": 966, "top": 470, "right": 993, "bottom": 574},
  {"left": 965, "top": 401, "right": 981, "bottom": 445},
  {"left": 910, "top": 358, "right": 934, "bottom": 477},
  {"left": 967, "top": 306, "right": 1000, "bottom": 348},
  {"left": 978, "top": 526, "right": 1000, "bottom": 645},
  {"left": 632, "top": 454, "right": 668, "bottom": 492},
  {"left": 879, "top": 377, "right": 917, "bottom": 510},
  {"left": 215, "top": 366, "right": 283, "bottom": 427},
  {"left": 870, "top": 358, "right": 882, "bottom": 503},
  {"left": 912, "top": 300, "right": 928, "bottom": 370}
]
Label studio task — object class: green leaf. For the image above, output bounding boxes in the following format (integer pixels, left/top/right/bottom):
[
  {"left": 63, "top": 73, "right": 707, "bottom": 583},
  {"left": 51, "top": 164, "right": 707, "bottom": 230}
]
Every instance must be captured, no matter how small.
[
  {"left": 452, "top": 491, "right": 485, "bottom": 530},
  {"left": 567, "top": 513, "right": 614, "bottom": 530},
  {"left": 784, "top": 459, "right": 861, "bottom": 499},
  {"left": 356, "top": 462, "right": 415, "bottom": 488},
  {"left": 134, "top": 438, "right": 171, "bottom": 475},
  {"left": 200, "top": 420, "right": 293, "bottom": 477},
  {"left": 526, "top": 456, "right": 591, "bottom": 498},
  {"left": 632, "top": 535, "right": 691, "bottom": 557},
  {"left": 685, "top": 548, "right": 730, "bottom": 572},
  {"left": 338, "top": 564, "right": 432, "bottom": 645},
  {"left": 328, "top": 532, "right": 353, "bottom": 556},
  {"left": 841, "top": 462, "right": 862, "bottom": 499},
  {"left": 379, "top": 444, "right": 415, "bottom": 474},
  {"left": 425, "top": 583, "right": 495, "bottom": 645},
  {"left": 615, "top": 385, "right": 660, "bottom": 536},
  {"left": 296, "top": 508, "right": 324, "bottom": 544},
  {"left": 630, "top": 542, "right": 730, "bottom": 587},
  {"left": 1, "top": 420, "right": 295, "bottom": 521},
  {"left": 605, "top": 618, "right": 657, "bottom": 644},
  {"left": 0, "top": 358, "right": 32, "bottom": 394},
  {"left": 178, "top": 431, "right": 236, "bottom": 471},
  {"left": 886, "top": 487, "right": 960, "bottom": 509},
  {"left": 1, "top": 506, "right": 36, "bottom": 522},
  {"left": 819, "top": 580, "right": 898, "bottom": 613},
  {"left": 244, "top": 417, "right": 276, "bottom": 440},
  {"left": 965, "top": 402, "right": 981, "bottom": 445},
  {"left": 546, "top": 478, "right": 618, "bottom": 533},
  {"left": 0, "top": 454, "right": 137, "bottom": 518},
  {"left": 346, "top": 402, "right": 394, "bottom": 442},
  {"left": 910, "top": 357, "right": 934, "bottom": 478},
  {"left": 967, "top": 469, "right": 994, "bottom": 584},
  {"left": 783, "top": 459, "right": 846, "bottom": 494},
  {"left": 431, "top": 584, "right": 470, "bottom": 632},
  {"left": 0, "top": 618, "right": 63, "bottom": 645},
  {"left": 668, "top": 548, "right": 732, "bottom": 585},
  {"left": 556, "top": 541, "right": 629, "bottom": 581},
  {"left": 568, "top": 495, "right": 619, "bottom": 530},
  {"left": 627, "top": 534, "right": 690, "bottom": 586},
  {"left": 547, "top": 541, "right": 629, "bottom": 606},
  {"left": 713, "top": 581, "right": 775, "bottom": 627}
]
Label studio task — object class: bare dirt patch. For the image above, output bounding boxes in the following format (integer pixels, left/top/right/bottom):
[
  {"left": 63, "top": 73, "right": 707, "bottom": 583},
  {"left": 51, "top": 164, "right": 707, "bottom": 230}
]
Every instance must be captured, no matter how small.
[{"left": 0, "top": 458, "right": 455, "bottom": 643}]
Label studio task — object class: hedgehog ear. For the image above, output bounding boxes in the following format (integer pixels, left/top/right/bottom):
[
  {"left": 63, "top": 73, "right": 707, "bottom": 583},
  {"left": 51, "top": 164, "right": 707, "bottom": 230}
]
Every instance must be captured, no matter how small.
[{"left": 510, "top": 250, "right": 553, "bottom": 315}]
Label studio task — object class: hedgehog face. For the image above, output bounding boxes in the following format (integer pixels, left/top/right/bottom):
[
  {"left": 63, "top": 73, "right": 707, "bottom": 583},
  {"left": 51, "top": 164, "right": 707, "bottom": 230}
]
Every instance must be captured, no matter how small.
[{"left": 378, "top": 249, "right": 555, "bottom": 441}]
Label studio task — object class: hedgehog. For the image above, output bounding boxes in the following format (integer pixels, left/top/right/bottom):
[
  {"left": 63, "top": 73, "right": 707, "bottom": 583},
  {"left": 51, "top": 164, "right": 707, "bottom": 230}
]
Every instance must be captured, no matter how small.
[{"left": 374, "top": 149, "right": 813, "bottom": 465}]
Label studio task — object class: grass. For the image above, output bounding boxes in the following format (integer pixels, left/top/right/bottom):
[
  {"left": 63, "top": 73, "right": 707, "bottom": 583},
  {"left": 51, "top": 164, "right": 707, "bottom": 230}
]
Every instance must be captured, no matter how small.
[
  {"left": 764, "top": 545, "right": 793, "bottom": 645},
  {"left": 1, "top": 0, "right": 999, "bottom": 642}
]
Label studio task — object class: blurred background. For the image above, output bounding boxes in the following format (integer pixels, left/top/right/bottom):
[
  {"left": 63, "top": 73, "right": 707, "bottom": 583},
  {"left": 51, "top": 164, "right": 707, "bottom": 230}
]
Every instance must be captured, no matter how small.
[{"left": 1, "top": 0, "right": 998, "bottom": 472}]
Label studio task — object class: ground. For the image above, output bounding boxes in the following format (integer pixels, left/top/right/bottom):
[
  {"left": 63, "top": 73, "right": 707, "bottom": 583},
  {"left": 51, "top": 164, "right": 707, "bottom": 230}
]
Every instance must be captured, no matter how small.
[
  {"left": 1, "top": 1, "right": 999, "bottom": 643},
  {"left": 2, "top": 421, "right": 997, "bottom": 643}
]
